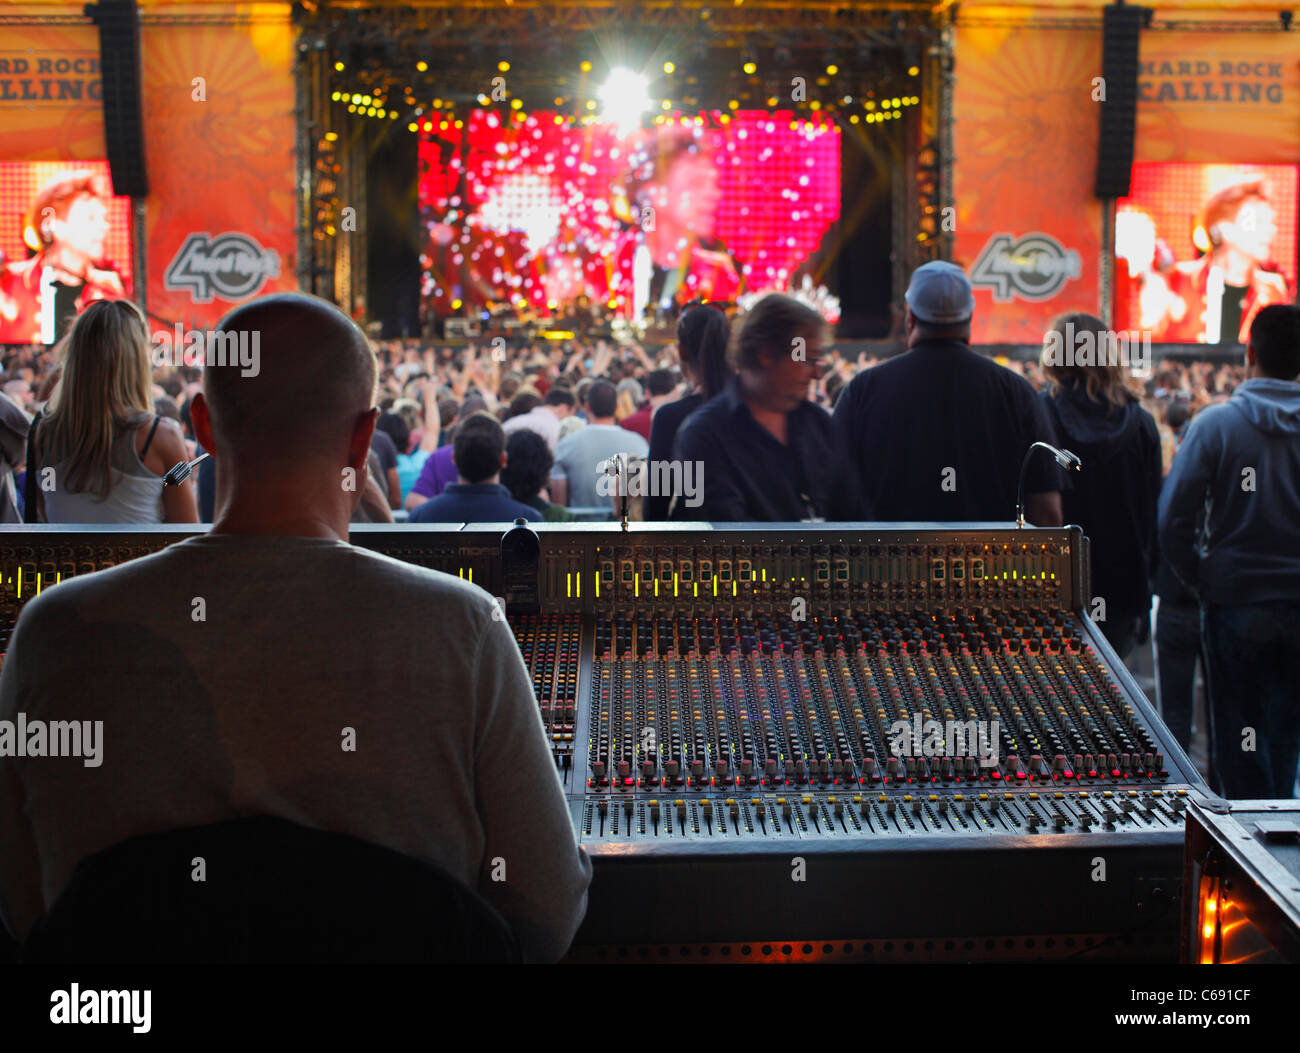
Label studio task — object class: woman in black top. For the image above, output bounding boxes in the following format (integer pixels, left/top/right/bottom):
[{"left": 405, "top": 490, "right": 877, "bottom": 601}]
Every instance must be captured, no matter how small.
[
  {"left": 644, "top": 303, "right": 732, "bottom": 520},
  {"left": 1040, "top": 312, "right": 1162, "bottom": 661}
]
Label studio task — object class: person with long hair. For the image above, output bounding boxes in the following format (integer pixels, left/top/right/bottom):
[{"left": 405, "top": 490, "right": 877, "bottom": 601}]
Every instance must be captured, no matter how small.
[
  {"left": 643, "top": 303, "right": 733, "bottom": 520},
  {"left": 31, "top": 299, "right": 196, "bottom": 523},
  {"left": 1040, "top": 311, "right": 1160, "bottom": 661}
]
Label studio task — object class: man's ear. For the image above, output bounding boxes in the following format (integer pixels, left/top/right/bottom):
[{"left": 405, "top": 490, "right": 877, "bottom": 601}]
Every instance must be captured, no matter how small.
[
  {"left": 349, "top": 406, "right": 378, "bottom": 469},
  {"left": 904, "top": 309, "right": 916, "bottom": 337},
  {"left": 191, "top": 392, "right": 215, "bottom": 454}
]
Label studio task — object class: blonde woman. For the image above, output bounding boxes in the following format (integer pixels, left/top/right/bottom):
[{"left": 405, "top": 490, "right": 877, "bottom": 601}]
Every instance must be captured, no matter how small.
[
  {"left": 30, "top": 299, "right": 196, "bottom": 523},
  {"left": 1040, "top": 312, "right": 1160, "bottom": 660}
]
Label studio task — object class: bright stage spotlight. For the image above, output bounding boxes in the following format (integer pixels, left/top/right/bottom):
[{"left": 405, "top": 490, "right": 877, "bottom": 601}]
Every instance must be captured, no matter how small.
[{"left": 598, "top": 67, "right": 651, "bottom": 134}]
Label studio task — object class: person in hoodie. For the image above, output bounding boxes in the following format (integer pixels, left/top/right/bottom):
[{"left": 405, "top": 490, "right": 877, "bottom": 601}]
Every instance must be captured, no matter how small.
[
  {"left": 1040, "top": 313, "right": 1162, "bottom": 661},
  {"left": 1159, "top": 304, "right": 1300, "bottom": 799}
]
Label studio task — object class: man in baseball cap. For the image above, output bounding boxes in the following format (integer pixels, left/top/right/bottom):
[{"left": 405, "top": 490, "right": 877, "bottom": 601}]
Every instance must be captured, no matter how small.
[
  {"left": 904, "top": 260, "right": 976, "bottom": 325},
  {"left": 832, "top": 261, "right": 1064, "bottom": 525}
]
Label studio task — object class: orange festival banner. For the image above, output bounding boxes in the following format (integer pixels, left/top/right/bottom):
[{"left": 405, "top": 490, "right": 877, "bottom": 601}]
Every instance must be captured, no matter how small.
[
  {"left": 952, "top": 24, "right": 1104, "bottom": 343},
  {"left": 141, "top": 10, "right": 298, "bottom": 328}
]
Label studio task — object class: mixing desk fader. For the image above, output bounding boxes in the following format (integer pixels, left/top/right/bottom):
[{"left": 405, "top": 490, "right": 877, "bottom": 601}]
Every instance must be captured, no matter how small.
[{"left": 0, "top": 522, "right": 1209, "bottom": 961}]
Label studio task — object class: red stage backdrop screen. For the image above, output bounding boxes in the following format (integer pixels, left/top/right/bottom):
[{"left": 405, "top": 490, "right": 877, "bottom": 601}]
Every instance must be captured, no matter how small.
[
  {"left": 0, "top": 159, "right": 132, "bottom": 344},
  {"left": 1114, "top": 163, "right": 1298, "bottom": 344},
  {"left": 418, "top": 111, "right": 841, "bottom": 317}
]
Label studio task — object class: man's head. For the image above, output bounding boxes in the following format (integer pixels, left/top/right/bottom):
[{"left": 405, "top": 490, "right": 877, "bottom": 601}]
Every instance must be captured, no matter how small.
[
  {"left": 500, "top": 428, "right": 554, "bottom": 503},
  {"left": 904, "top": 260, "right": 975, "bottom": 345},
  {"left": 1198, "top": 178, "right": 1275, "bottom": 264},
  {"left": 28, "top": 171, "right": 112, "bottom": 262},
  {"left": 730, "top": 292, "right": 827, "bottom": 414},
  {"left": 453, "top": 411, "right": 508, "bottom": 484},
  {"left": 507, "top": 388, "right": 543, "bottom": 420},
  {"left": 545, "top": 385, "right": 575, "bottom": 418},
  {"left": 1247, "top": 304, "right": 1300, "bottom": 381},
  {"left": 192, "top": 293, "right": 377, "bottom": 500},
  {"left": 645, "top": 368, "right": 676, "bottom": 400},
  {"left": 585, "top": 380, "right": 618, "bottom": 422}
]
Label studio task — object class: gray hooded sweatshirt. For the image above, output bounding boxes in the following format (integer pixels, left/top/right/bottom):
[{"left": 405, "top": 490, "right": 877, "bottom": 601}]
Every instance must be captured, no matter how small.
[{"left": 1158, "top": 377, "right": 1300, "bottom": 605}]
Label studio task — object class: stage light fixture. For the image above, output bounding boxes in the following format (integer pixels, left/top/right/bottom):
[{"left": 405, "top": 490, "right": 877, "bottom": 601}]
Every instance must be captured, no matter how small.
[
  {"left": 826, "top": 64, "right": 838, "bottom": 75},
  {"left": 663, "top": 61, "right": 675, "bottom": 74},
  {"left": 499, "top": 60, "right": 510, "bottom": 72},
  {"left": 416, "top": 61, "right": 428, "bottom": 72},
  {"left": 598, "top": 67, "right": 651, "bottom": 133},
  {"left": 743, "top": 61, "right": 757, "bottom": 75}
]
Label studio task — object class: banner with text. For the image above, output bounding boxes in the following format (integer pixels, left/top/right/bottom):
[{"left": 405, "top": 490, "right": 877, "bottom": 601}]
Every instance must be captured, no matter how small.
[
  {"left": 1135, "top": 30, "right": 1300, "bottom": 163},
  {"left": 0, "top": 19, "right": 106, "bottom": 161}
]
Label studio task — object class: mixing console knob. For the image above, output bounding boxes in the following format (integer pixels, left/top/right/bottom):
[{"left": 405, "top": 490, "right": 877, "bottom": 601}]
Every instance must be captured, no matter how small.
[
  {"left": 1052, "top": 813, "right": 1066, "bottom": 830},
  {"left": 1172, "top": 797, "right": 1186, "bottom": 811},
  {"left": 617, "top": 760, "right": 630, "bottom": 779},
  {"left": 676, "top": 800, "right": 687, "bottom": 822},
  {"left": 963, "top": 798, "right": 975, "bottom": 814},
  {"left": 833, "top": 800, "right": 844, "bottom": 817},
  {"left": 666, "top": 760, "right": 680, "bottom": 777},
  {"left": 623, "top": 799, "right": 634, "bottom": 817},
  {"left": 592, "top": 760, "right": 606, "bottom": 779},
  {"left": 1079, "top": 810, "right": 1093, "bottom": 827},
  {"left": 862, "top": 757, "right": 876, "bottom": 780},
  {"left": 1054, "top": 754, "right": 1067, "bottom": 772},
  {"left": 1073, "top": 754, "right": 1084, "bottom": 773},
  {"left": 1143, "top": 753, "right": 1155, "bottom": 770},
  {"left": 989, "top": 797, "right": 1001, "bottom": 813},
  {"left": 740, "top": 758, "right": 753, "bottom": 776},
  {"left": 691, "top": 759, "right": 704, "bottom": 780},
  {"left": 1155, "top": 753, "right": 1165, "bottom": 770},
  {"left": 781, "top": 800, "right": 792, "bottom": 818},
  {"left": 935, "top": 798, "right": 948, "bottom": 814},
  {"left": 642, "top": 760, "right": 656, "bottom": 779},
  {"left": 1007, "top": 755, "right": 1022, "bottom": 773},
  {"left": 702, "top": 799, "right": 713, "bottom": 817},
  {"left": 1084, "top": 754, "right": 1096, "bottom": 772},
  {"left": 1030, "top": 754, "right": 1044, "bottom": 773},
  {"left": 715, "top": 759, "right": 728, "bottom": 778},
  {"left": 904, "top": 757, "right": 917, "bottom": 775},
  {"left": 765, "top": 758, "right": 778, "bottom": 778},
  {"left": 884, "top": 798, "right": 896, "bottom": 815},
  {"left": 885, "top": 757, "right": 899, "bottom": 777},
  {"left": 1107, "top": 754, "right": 1119, "bottom": 770},
  {"left": 650, "top": 802, "right": 661, "bottom": 822}
]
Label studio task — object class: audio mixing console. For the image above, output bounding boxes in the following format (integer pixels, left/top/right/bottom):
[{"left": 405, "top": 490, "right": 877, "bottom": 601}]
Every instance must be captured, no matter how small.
[{"left": 0, "top": 523, "right": 1209, "bottom": 961}]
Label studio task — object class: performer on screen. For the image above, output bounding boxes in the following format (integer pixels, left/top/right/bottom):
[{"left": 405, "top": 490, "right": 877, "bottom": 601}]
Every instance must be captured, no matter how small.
[
  {"left": 0, "top": 170, "right": 127, "bottom": 344},
  {"left": 1153, "top": 178, "right": 1290, "bottom": 345},
  {"left": 610, "top": 124, "right": 744, "bottom": 319}
]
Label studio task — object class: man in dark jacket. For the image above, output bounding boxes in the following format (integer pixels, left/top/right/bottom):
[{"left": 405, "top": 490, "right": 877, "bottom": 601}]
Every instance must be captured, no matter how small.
[
  {"left": 1159, "top": 304, "right": 1300, "bottom": 798},
  {"left": 834, "top": 261, "right": 1064, "bottom": 525}
]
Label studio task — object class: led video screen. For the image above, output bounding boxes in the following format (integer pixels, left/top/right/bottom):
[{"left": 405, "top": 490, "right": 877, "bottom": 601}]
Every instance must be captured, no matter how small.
[
  {"left": 1114, "top": 162, "right": 1297, "bottom": 344},
  {"left": 418, "top": 111, "right": 841, "bottom": 318},
  {"left": 0, "top": 160, "right": 133, "bottom": 344}
]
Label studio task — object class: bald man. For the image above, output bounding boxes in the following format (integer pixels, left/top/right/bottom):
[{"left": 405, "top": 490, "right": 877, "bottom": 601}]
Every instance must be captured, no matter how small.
[{"left": 0, "top": 293, "right": 591, "bottom": 961}]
